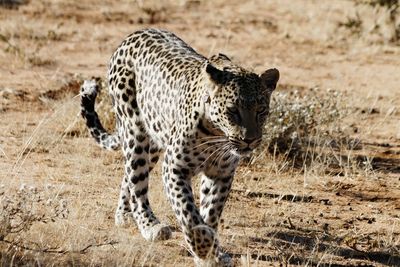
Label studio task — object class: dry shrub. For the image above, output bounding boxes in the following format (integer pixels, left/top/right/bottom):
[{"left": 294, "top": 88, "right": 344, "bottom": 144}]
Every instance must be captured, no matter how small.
[
  {"left": 264, "top": 88, "right": 343, "bottom": 150},
  {"left": 252, "top": 87, "right": 358, "bottom": 175},
  {"left": 338, "top": 0, "right": 400, "bottom": 44},
  {"left": 0, "top": 184, "right": 69, "bottom": 265},
  {"left": 136, "top": 0, "right": 171, "bottom": 24}
]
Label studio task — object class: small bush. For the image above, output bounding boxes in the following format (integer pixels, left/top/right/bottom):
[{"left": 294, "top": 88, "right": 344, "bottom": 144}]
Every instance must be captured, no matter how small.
[
  {"left": 338, "top": 0, "right": 400, "bottom": 44},
  {"left": 253, "top": 87, "right": 356, "bottom": 174},
  {"left": 0, "top": 184, "right": 68, "bottom": 250},
  {"left": 264, "top": 88, "right": 343, "bottom": 151}
]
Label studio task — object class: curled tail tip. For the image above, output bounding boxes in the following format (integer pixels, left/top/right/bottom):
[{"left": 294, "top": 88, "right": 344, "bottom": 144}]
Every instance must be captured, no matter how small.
[{"left": 80, "top": 79, "right": 100, "bottom": 97}]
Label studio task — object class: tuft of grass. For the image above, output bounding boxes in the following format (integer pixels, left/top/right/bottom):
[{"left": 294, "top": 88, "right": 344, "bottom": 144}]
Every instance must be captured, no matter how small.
[
  {"left": 338, "top": 13, "right": 363, "bottom": 36},
  {"left": 249, "top": 87, "right": 362, "bottom": 177},
  {"left": 338, "top": 0, "right": 400, "bottom": 44},
  {"left": 0, "top": 185, "right": 69, "bottom": 263},
  {"left": 136, "top": 0, "right": 169, "bottom": 24}
]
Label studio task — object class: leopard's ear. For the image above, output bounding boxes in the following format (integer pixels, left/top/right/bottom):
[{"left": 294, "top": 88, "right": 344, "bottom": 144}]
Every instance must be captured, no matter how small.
[
  {"left": 209, "top": 53, "right": 231, "bottom": 63},
  {"left": 260, "top": 68, "right": 279, "bottom": 91},
  {"left": 217, "top": 53, "right": 231, "bottom": 61},
  {"left": 205, "top": 63, "right": 225, "bottom": 85}
]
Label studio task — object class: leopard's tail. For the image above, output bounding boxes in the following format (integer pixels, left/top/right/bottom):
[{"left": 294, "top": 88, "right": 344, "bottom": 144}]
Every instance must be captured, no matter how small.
[{"left": 80, "top": 79, "right": 120, "bottom": 150}]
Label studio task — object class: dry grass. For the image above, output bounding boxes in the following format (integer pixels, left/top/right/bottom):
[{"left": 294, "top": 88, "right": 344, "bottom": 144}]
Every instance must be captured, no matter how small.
[
  {"left": 337, "top": 0, "right": 400, "bottom": 44},
  {"left": 1, "top": 0, "right": 400, "bottom": 266}
]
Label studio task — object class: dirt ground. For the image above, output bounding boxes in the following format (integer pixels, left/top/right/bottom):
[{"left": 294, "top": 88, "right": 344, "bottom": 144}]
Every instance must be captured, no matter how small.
[{"left": 0, "top": 0, "right": 399, "bottom": 266}]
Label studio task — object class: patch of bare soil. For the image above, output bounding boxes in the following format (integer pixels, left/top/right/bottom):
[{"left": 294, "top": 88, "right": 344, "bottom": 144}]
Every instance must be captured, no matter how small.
[{"left": 1, "top": 0, "right": 399, "bottom": 266}]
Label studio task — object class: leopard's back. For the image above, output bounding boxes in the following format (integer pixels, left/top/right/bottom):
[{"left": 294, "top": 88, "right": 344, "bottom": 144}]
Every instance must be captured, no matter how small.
[{"left": 107, "top": 29, "right": 208, "bottom": 147}]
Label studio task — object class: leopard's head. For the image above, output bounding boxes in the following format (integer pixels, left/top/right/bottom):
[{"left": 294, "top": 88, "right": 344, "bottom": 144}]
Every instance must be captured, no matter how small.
[{"left": 204, "top": 54, "right": 279, "bottom": 156}]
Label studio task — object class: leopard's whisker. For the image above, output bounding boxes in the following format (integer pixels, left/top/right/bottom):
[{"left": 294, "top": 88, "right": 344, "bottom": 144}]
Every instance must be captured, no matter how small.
[
  {"left": 196, "top": 142, "right": 225, "bottom": 157},
  {"left": 210, "top": 143, "right": 230, "bottom": 167},
  {"left": 198, "top": 135, "right": 226, "bottom": 140},
  {"left": 193, "top": 139, "right": 226, "bottom": 149},
  {"left": 216, "top": 146, "right": 233, "bottom": 167},
  {"left": 195, "top": 144, "right": 228, "bottom": 173}
]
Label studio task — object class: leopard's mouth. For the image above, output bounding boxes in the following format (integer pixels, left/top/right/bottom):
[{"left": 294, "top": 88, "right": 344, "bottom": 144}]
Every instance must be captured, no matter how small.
[
  {"left": 228, "top": 140, "right": 256, "bottom": 157},
  {"left": 229, "top": 147, "right": 252, "bottom": 157}
]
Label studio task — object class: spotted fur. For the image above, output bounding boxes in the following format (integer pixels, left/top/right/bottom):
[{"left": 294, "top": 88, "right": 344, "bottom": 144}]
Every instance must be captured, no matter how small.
[{"left": 80, "top": 28, "right": 279, "bottom": 266}]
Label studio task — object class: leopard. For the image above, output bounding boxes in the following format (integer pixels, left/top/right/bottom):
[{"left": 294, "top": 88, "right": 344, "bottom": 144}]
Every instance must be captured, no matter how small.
[{"left": 80, "top": 28, "right": 279, "bottom": 266}]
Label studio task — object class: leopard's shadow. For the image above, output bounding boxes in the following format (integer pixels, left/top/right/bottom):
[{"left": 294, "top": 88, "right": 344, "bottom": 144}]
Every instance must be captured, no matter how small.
[{"left": 229, "top": 229, "right": 400, "bottom": 266}]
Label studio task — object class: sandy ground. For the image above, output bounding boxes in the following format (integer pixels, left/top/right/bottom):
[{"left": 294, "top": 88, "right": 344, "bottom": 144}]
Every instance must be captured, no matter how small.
[{"left": 0, "top": 0, "right": 399, "bottom": 266}]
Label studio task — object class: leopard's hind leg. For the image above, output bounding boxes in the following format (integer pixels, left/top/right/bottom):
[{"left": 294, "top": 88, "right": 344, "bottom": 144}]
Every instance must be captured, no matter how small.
[
  {"left": 119, "top": 122, "right": 171, "bottom": 241},
  {"left": 115, "top": 139, "right": 163, "bottom": 229},
  {"left": 109, "top": 60, "right": 170, "bottom": 240}
]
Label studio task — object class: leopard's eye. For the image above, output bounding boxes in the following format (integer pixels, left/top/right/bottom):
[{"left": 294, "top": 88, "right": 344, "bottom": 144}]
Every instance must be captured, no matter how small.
[
  {"left": 257, "top": 106, "right": 268, "bottom": 115},
  {"left": 227, "top": 106, "right": 239, "bottom": 115},
  {"left": 226, "top": 106, "right": 241, "bottom": 123}
]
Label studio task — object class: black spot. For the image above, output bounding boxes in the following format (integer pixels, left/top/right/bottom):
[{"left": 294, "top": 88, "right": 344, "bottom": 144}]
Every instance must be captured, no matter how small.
[
  {"left": 149, "top": 45, "right": 155, "bottom": 54},
  {"left": 209, "top": 208, "right": 215, "bottom": 216},
  {"left": 172, "top": 168, "right": 181, "bottom": 175},
  {"left": 128, "top": 79, "right": 135, "bottom": 88},
  {"left": 127, "top": 107, "right": 133, "bottom": 117},
  {"left": 128, "top": 139, "right": 135, "bottom": 149},
  {"left": 150, "top": 147, "right": 159, "bottom": 154},
  {"left": 138, "top": 172, "right": 148, "bottom": 181},
  {"left": 136, "top": 135, "right": 146, "bottom": 142},
  {"left": 144, "top": 144, "right": 149, "bottom": 152},
  {"left": 181, "top": 168, "right": 189, "bottom": 175},
  {"left": 131, "top": 99, "right": 138, "bottom": 109},
  {"left": 131, "top": 160, "right": 138, "bottom": 170},
  {"left": 131, "top": 175, "right": 139, "bottom": 184},
  {"left": 134, "top": 146, "right": 143, "bottom": 154},
  {"left": 137, "top": 158, "right": 146, "bottom": 167},
  {"left": 186, "top": 203, "right": 193, "bottom": 212}
]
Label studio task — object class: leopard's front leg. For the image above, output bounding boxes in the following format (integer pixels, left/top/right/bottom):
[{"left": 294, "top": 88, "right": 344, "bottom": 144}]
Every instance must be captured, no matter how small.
[
  {"left": 199, "top": 174, "right": 234, "bottom": 231},
  {"left": 163, "top": 145, "right": 229, "bottom": 266}
]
